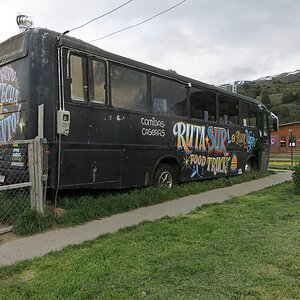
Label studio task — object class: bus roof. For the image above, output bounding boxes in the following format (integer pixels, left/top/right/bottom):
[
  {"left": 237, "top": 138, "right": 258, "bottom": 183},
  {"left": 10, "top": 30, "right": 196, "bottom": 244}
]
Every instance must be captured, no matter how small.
[{"left": 2, "top": 27, "right": 262, "bottom": 106}]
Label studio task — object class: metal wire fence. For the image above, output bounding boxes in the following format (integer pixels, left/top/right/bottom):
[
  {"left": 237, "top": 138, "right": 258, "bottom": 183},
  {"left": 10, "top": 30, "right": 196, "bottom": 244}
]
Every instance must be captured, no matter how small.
[{"left": 0, "top": 139, "right": 48, "bottom": 234}]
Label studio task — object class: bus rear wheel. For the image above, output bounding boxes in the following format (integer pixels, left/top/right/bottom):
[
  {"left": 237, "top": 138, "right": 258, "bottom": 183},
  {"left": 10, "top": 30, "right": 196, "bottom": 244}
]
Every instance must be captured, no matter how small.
[{"left": 154, "top": 164, "right": 176, "bottom": 188}]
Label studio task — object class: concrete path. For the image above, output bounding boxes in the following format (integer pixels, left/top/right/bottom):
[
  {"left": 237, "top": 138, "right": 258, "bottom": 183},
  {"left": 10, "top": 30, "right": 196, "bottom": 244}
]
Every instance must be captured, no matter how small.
[{"left": 0, "top": 171, "right": 292, "bottom": 266}]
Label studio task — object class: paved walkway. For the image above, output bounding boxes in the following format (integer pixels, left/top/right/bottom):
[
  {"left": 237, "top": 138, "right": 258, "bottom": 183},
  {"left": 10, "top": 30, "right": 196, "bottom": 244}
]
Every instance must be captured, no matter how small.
[{"left": 0, "top": 171, "right": 292, "bottom": 266}]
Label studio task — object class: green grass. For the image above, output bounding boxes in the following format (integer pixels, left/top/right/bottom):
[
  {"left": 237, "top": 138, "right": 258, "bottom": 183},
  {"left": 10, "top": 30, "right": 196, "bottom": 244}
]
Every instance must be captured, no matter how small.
[
  {"left": 14, "top": 171, "right": 273, "bottom": 235},
  {"left": 0, "top": 181, "right": 299, "bottom": 299},
  {"left": 0, "top": 190, "right": 30, "bottom": 225},
  {"left": 268, "top": 163, "right": 295, "bottom": 170},
  {"left": 269, "top": 93, "right": 283, "bottom": 105},
  {"left": 269, "top": 159, "right": 299, "bottom": 170},
  {"left": 270, "top": 156, "right": 300, "bottom": 161},
  {"left": 269, "top": 154, "right": 300, "bottom": 170}
]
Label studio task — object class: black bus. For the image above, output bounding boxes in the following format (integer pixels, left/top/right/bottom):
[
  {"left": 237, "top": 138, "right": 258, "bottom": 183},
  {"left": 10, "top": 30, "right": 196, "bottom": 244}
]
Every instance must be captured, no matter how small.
[{"left": 0, "top": 27, "right": 278, "bottom": 190}]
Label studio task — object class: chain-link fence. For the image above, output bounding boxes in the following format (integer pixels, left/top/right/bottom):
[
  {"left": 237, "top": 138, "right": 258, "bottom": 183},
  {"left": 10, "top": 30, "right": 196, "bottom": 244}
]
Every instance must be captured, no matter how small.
[{"left": 0, "top": 139, "right": 48, "bottom": 234}]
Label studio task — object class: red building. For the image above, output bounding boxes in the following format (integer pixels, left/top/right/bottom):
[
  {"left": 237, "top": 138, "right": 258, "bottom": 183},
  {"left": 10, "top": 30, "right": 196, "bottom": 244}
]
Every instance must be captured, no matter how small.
[{"left": 271, "top": 121, "right": 300, "bottom": 155}]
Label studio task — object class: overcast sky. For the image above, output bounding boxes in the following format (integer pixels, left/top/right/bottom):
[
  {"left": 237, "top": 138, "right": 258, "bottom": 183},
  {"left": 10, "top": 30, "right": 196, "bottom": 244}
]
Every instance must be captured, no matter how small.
[{"left": 2, "top": 0, "right": 300, "bottom": 85}]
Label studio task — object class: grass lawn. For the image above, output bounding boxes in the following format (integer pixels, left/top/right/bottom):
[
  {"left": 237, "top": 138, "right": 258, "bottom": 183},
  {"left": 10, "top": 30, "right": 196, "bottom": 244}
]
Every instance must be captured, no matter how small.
[
  {"left": 0, "top": 181, "right": 299, "bottom": 299},
  {"left": 269, "top": 157, "right": 299, "bottom": 170},
  {"left": 13, "top": 171, "right": 272, "bottom": 235},
  {"left": 268, "top": 163, "right": 295, "bottom": 170}
]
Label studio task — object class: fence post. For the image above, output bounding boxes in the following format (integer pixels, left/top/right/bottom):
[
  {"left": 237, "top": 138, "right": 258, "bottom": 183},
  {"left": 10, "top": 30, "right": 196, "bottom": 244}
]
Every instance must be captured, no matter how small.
[
  {"left": 33, "top": 137, "right": 44, "bottom": 214},
  {"left": 28, "top": 104, "right": 45, "bottom": 214},
  {"left": 38, "top": 104, "right": 44, "bottom": 139},
  {"left": 28, "top": 142, "right": 36, "bottom": 209}
]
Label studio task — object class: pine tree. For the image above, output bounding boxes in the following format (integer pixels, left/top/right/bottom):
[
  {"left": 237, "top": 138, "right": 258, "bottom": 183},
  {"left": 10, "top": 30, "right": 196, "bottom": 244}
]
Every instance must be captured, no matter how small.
[{"left": 261, "top": 92, "right": 271, "bottom": 107}]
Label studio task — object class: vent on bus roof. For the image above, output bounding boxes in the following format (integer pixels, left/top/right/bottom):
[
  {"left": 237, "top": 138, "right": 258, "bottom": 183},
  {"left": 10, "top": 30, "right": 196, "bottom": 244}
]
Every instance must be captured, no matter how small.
[{"left": 16, "top": 14, "right": 34, "bottom": 33}]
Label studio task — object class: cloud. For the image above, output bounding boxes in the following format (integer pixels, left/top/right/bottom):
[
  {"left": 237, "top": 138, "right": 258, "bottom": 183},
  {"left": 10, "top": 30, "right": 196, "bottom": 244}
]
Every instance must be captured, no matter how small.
[{"left": 2, "top": 0, "right": 300, "bottom": 84}]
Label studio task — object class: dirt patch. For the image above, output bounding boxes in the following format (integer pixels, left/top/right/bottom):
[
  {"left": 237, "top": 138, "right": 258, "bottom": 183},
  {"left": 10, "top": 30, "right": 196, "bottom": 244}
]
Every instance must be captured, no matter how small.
[{"left": 53, "top": 208, "right": 66, "bottom": 217}]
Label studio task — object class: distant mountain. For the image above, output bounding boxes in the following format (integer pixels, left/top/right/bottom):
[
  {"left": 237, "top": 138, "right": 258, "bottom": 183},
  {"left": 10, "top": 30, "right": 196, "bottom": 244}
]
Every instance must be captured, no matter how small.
[
  {"left": 224, "top": 69, "right": 300, "bottom": 124},
  {"left": 256, "top": 69, "right": 300, "bottom": 83}
]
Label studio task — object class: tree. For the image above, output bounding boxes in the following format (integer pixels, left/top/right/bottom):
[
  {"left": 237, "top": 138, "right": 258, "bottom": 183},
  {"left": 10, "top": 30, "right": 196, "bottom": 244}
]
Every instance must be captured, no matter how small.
[
  {"left": 295, "top": 91, "right": 300, "bottom": 102},
  {"left": 281, "top": 92, "right": 296, "bottom": 104},
  {"left": 261, "top": 92, "right": 271, "bottom": 107},
  {"left": 272, "top": 106, "right": 290, "bottom": 122}
]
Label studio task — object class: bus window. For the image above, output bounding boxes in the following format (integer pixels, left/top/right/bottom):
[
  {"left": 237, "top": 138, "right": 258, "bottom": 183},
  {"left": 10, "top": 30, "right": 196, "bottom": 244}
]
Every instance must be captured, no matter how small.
[
  {"left": 111, "top": 64, "right": 148, "bottom": 112},
  {"left": 219, "top": 95, "right": 239, "bottom": 125},
  {"left": 241, "top": 102, "right": 258, "bottom": 127},
  {"left": 190, "top": 88, "right": 216, "bottom": 121},
  {"left": 151, "top": 76, "right": 186, "bottom": 116},
  {"left": 90, "top": 60, "right": 106, "bottom": 104},
  {"left": 241, "top": 101, "right": 248, "bottom": 126},
  {"left": 70, "top": 55, "right": 88, "bottom": 102},
  {"left": 190, "top": 88, "right": 204, "bottom": 119},
  {"left": 249, "top": 103, "right": 258, "bottom": 127},
  {"left": 0, "top": 34, "right": 25, "bottom": 62}
]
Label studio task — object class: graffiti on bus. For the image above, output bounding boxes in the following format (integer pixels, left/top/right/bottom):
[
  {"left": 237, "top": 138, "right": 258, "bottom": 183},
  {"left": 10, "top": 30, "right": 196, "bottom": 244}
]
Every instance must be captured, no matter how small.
[
  {"left": 173, "top": 122, "right": 229, "bottom": 156},
  {"left": 0, "top": 66, "right": 22, "bottom": 142},
  {"left": 173, "top": 122, "right": 257, "bottom": 178},
  {"left": 229, "top": 130, "right": 258, "bottom": 153}
]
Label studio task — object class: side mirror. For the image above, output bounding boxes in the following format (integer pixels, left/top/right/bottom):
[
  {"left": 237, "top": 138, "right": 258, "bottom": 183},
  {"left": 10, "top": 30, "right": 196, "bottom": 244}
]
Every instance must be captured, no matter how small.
[
  {"left": 272, "top": 119, "right": 278, "bottom": 131},
  {"left": 270, "top": 113, "right": 279, "bottom": 132}
]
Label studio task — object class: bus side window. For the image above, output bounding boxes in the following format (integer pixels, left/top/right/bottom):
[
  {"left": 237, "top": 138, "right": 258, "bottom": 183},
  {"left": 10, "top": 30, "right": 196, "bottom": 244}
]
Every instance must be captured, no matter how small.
[
  {"left": 90, "top": 60, "right": 106, "bottom": 104},
  {"left": 241, "top": 101, "right": 258, "bottom": 128},
  {"left": 111, "top": 64, "right": 148, "bottom": 112},
  {"left": 70, "top": 55, "right": 88, "bottom": 102},
  {"left": 241, "top": 101, "right": 249, "bottom": 126},
  {"left": 249, "top": 103, "right": 258, "bottom": 127},
  {"left": 219, "top": 95, "right": 239, "bottom": 125},
  {"left": 205, "top": 92, "right": 216, "bottom": 122},
  {"left": 152, "top": 98, "right": 167, "bottom": 114},
  {"left": 151, "top": 76, "right": 186, "bottom": 117},
  {"left": 190, "top": 88, "right": 204, "bottom": 119},
  {"left": 190, "top": 88, "right": 216, "bottom": 121}
]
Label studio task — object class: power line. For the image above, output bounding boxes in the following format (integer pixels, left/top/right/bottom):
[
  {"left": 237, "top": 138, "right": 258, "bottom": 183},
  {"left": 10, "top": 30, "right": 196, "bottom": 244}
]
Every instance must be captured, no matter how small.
[
  {"left": 89, "top": 0, "right": 187, "bottom": 43},
  {"left": 63, "top": 0, "right": 134, "bottom": 35}
]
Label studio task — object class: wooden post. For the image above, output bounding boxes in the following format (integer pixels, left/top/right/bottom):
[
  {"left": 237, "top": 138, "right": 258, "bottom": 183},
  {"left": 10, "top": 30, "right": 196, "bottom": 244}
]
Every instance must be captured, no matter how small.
[
  {"left": 28, "top": 142, "right": 36, "bottom": 209},
  {"left": 28, "top": 105, "right": 46, "bottom": 213},
  {"left": 36, "top": 104, "right": 45, "bottom": 214},
  {"left": 34, "top": 137, "right": 44, "bottom": 214},
  {"left": 38, "top": 104, "right": 44, "bottom": 138},
  {"left": 28, "top": 104, "right": 45, "bottom": 214}
]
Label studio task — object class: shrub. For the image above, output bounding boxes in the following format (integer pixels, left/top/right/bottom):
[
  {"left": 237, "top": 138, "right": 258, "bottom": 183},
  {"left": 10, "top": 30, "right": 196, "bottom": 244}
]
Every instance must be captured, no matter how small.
[
  {"left": 14, "top": 209, "right": 54, "bottom": 235},
  {"left": 282, "top": 92, "right": 297, "bottom": 104},
  {"left": 292, "top": 163, "right": 300, "bottom": 194}
]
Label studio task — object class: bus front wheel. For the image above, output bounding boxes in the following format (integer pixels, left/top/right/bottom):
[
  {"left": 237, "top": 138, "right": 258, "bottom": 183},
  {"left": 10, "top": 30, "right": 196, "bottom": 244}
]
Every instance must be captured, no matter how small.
[
  {"left": 154, "top": 164, "right": 176, "bottom": 188},
  {"left": 245, "top": 158, "right": 257, "bottom": 172}
]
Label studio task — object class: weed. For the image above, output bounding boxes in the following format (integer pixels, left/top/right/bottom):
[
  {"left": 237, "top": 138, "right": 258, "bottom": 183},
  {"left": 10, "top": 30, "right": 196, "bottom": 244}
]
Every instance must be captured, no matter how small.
[
  {"left": 13, "top": 171, "right": 273, "bottom": 235},
  {"left": 14, "top": 210, "right": 54, "bottom": 235}
]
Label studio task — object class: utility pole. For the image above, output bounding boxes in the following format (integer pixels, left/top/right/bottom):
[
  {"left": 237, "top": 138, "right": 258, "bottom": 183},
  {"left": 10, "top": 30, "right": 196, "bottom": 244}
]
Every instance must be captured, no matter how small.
[{"left": 288, "top": 129, "right": 294, "bottom": 167}]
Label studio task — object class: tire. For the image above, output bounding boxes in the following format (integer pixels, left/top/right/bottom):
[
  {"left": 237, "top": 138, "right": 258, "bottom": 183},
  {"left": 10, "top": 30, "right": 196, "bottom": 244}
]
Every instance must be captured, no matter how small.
[
  {"left": 245, "top": 158, "right": 257, "bottom": 172},
  {"left": 154, "top": 164, "right": 176, "bottom": 188}
]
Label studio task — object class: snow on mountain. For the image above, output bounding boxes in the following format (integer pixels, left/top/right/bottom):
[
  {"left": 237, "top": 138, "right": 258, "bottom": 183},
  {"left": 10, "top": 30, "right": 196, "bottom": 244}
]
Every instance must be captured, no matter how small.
[
  {"left": 256, "top": 69, "right": 300, "bottom": 82},
  {"left": 223, "top": 69, "right": 300, "bottom": 86}
]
